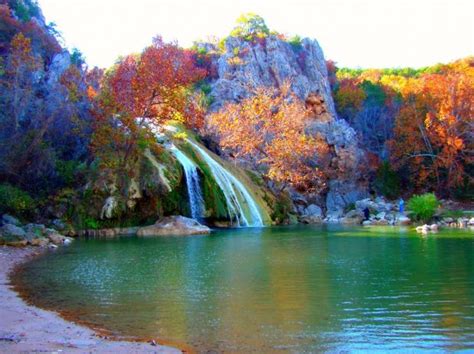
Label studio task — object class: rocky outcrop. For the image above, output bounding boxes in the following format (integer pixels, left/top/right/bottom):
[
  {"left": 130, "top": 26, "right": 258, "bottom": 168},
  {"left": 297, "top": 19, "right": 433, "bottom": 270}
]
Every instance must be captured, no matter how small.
[
  {"left": 137, "top": 216, "right": 211, "bottom": 237},
  {"left": 299, "top": 204, "right": 323, "bottom": 224},
  {"left": 205, "top": 35, "right": 367, "bottom": 212},
  {"left": 208, "top": 35, "right": 335, "bottom": 116},
  {"left": 0, "top": 215, "right": 73, "bottom": 247}
]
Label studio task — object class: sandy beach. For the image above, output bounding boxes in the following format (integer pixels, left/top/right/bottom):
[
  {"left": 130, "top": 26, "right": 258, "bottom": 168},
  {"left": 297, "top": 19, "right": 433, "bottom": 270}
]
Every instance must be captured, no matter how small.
[{"left": 0, "top": 246, "right": 181, "bottom": 353}]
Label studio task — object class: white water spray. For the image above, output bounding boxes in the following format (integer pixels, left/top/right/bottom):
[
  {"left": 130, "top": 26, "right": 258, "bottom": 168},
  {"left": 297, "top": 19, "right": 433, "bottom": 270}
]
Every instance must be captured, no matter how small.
[{"left": 187, "top": 140, "right": 264, "bottom": 227}]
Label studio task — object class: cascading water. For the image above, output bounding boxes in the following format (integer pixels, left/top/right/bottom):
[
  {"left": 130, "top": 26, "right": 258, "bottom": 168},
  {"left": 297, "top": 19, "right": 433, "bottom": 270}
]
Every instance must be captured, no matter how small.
[
  {"left": 169, "top": 145, "right": 205, "bottom": 220},
  {"left": 187, "top": 140, "right": 264, "bottom": 227}
]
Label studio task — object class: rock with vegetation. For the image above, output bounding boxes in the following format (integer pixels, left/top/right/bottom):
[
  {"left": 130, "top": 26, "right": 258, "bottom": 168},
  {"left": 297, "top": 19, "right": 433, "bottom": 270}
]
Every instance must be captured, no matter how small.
[
  {"left": 137, "top": 216, "right": 211, "bottom": 237},
  {"left": 202, "top": 15, "right": 368, "bottom": 216}
]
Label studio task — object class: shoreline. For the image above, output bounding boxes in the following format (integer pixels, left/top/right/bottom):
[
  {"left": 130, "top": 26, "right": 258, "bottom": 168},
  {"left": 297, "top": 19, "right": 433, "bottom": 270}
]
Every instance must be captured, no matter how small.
[{"left": 0, "top": 246, "right": 181, "bottom": 353}]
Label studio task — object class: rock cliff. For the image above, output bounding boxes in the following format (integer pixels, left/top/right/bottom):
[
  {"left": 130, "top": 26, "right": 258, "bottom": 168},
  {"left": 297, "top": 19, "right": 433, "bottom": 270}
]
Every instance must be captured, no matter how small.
[
  {"left": 208, "top": 35, "right": 335, "bottom": 117},
  {"left": 204, "top": 35, "right": 368, "bottom": 219}
]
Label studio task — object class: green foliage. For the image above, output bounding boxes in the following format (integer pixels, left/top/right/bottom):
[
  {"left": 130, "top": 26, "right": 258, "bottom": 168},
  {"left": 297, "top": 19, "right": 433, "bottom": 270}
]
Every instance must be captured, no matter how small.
[
  {"left": 9, "top": 0, "right": 40, "bottom": 22},
  {"left": 288, "top": 35, "right": 302, "bottom": 51},
  {"left": 360, "top": 80, "right": 386, "bottom": 106},
  {"left": 230, "top": 13, "right": 270, "bottom": 41},
  {"left": 270, "top": 191, "right": 293, "bottom": 223},
  {"left": 70, "top": 48, "right": 85, "bottom": 66},
  {"left": 374, "top": 162, "right": 400, "bottom": 199},
  {"left": 336, "top": 65, "right": 443, "bottom": 79},
  {"left": 344, "top": 202, "right": 356, "bottom": 213},
  {"left": 56, "top": 160, "right": 81, "bottom": 186},
  {"left": 83, "top": 216, "right": 99, "bottom": 229},
  {"left": 0, "top": 184, "right": 35, "bottom": 216},
  {"left": 407, "top": 193, "right": 440, "bottom": 222},
  {"left": 440, "top": 210, "right": 474, "bottom": 219}
]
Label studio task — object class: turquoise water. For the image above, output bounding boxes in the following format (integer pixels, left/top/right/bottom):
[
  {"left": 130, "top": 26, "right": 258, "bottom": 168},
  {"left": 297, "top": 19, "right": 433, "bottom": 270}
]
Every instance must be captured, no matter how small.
[{"left": 16, "top": 226, "right": 474, "bottom": 352}]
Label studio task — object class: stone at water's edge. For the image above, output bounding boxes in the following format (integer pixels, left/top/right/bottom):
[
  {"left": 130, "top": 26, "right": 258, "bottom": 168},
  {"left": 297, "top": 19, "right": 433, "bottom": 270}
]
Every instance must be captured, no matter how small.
[{"left": 137, "top": 216, "right": 211, "bottom": 237}]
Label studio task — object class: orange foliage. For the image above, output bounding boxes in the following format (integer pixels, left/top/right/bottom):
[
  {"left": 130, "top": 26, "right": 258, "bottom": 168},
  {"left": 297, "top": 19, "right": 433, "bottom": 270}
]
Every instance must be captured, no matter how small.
[
  {"left": 91, "top": 36, "right": 206, "bottom": 177},
  {"left": 208, "top": 83, "right": 330, "bottom": 192},
  {"left": 108, "top": 36, "right": 206, "bottom": 127},
  {"left": 389, "top": 58, "right": 474, "bottom": 191},
  {"left": 334, "top": 78, "right": 367, "bottom": 115}
]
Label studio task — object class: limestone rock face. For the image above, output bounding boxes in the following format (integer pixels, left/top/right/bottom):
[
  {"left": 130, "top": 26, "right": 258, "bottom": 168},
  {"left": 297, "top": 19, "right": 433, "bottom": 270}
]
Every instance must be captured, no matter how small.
[
  {"left": 326, "top": 181, "right": 368, "bottom": 218},
  {"left": 137, "top": 216, "right": 211, "bottom": 237},
  {"left": 207, "top": 35, "right": 367, "bottom": 212},
  {"left": 209, "top": 36, "right": 335, "bottom": 116}
]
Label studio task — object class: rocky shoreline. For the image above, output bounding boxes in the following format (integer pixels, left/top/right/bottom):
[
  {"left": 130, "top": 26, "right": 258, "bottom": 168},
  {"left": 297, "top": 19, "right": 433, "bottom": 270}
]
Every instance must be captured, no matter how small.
[{"left": 0, "top": 246, "right": 180, "bottom": 353}]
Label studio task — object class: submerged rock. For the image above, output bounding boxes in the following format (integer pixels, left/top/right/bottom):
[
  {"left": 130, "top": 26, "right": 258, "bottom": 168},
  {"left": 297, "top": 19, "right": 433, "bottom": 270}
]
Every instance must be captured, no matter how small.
[{"left": 137, "top": 216, "right": 211, "bottom": 237}]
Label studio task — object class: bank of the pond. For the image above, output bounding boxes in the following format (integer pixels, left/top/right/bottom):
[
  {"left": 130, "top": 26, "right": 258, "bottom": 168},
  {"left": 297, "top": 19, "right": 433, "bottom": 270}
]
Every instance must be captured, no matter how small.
[{"left": 0, "top": 246, "right": 180, "bottom": 353}]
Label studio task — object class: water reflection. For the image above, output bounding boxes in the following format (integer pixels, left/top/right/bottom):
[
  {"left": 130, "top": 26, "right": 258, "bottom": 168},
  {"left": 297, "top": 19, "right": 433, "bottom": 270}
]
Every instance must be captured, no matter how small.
[{"left": 17, "top": 225, "right": 474, "bottom": 352}]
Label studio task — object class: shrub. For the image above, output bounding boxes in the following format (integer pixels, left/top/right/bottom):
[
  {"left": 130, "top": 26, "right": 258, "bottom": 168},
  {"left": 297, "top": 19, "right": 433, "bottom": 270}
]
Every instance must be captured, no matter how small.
[
  {"left": 374, "top": 162, "right": 400, "bottom": 199},
  {"left": 0, "top": 184, "right": 35, "bottom": 216},
  {"left": 288, "top": 35, "right": 302, "bottom": 51},
  {"left": 407, "top": 193, "right": 439, "bottom": 222}
]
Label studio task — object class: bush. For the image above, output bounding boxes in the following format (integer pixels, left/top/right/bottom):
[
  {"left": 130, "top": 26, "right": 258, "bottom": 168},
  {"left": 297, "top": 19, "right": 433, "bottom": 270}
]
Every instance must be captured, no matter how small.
[
  {"left": 0, "top": 184, "right": 35, "bottom": 216},
  {"left": 374, "top": 162, "right": 400, "bottom": 199},
  {"left": 288, "top": 35, "right": 302, "bottom": 51},
  {"left": 407, "top": 193, "right": 439, "bottom": 222}
]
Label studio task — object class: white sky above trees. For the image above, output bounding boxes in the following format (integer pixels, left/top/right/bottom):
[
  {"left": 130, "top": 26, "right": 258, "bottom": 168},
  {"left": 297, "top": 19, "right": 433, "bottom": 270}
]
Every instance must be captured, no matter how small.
[{"left": 38, "top": 0, "right": 473, "bottom": 69}]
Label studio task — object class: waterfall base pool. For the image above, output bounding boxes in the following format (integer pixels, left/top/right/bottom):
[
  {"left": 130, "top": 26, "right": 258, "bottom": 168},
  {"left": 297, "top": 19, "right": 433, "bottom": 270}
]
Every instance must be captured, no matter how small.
[{"left": 14, "top": 225, "right": 474, "bottom": 352}]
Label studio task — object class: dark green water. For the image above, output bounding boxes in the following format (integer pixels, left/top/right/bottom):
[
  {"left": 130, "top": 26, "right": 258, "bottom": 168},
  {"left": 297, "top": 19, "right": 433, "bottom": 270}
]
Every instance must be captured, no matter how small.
[{"left": 16, "top": 226, "right": 474, "bottom": 352}]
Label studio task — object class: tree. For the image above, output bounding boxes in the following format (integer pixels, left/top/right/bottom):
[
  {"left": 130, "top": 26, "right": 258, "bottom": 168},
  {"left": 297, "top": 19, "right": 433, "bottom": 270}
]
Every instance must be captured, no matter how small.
[
  {"left": 389, "top": 58, "right": 474, "bottom": 194},
  {"left": 208, "top": 82, "right": 330, "bottom": 193},
  {"left": 91, "top": 36, "right": 206, "bottom": 189},
  {"left": 230, "top": 13, "right": 270, "bottom": 41}
]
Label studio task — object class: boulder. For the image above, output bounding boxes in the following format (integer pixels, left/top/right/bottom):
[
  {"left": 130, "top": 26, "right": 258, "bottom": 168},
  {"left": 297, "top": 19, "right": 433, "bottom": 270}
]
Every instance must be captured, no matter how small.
[
  {"left": 0, "top": 223, "right": 27, "bottom": 246},
  {"left": 24, "top": 223, "right": 46, "bottom": 236},
  {"left": 2, "top": 214, "right": 21, "bottom": 226},
  {"left": 372, "top": 219, "right": 389, "bottom": 226},
  {"left": 469, "top": 218, "right": 474, "bottom": 225},
  {"left": 362, "top": 220, "right": 372, "bottom": 226},
  {"left": 137, "top": 216, "right": 211, "bottom": 237},
  {"left": 457, "top": 218, "right": 469, "bottom": 228},
  {"left": 396, "top": 215, "right": 411, "bottom": 225},
  {"left": 51, "top": 219, "right": 66, "bottom": 231},
  {"left": 355, "top": 198, "right": 393, "bottom": 213},
  {"left": 430, "top": 224, "right": 439, "bottom": 232},
  {"left": 340, "top": 210, "right": 364, "bottom": 225},
  {"left": 45, "top": 229, "right": 73, "bottom": 245},
  {"left": 30, "top": 237, "right": 49, "bottom": 247},
  {"left": 300, "top": 204, "right": 323, "bottom": 224},
  {"left": 326, "top": 181, "right": 368, "bottom": 220}
]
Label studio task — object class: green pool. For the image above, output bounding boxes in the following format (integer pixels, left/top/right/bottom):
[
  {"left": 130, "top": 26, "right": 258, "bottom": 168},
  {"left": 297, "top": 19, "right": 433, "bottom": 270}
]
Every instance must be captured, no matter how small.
[{"left": 15, "top": 225, "right": 474, "bottom": 352}]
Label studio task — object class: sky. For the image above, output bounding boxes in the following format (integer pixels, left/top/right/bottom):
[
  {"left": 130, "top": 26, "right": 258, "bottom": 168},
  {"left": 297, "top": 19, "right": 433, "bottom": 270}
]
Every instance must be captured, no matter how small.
[{"left": 37, "top": 0, "right": 473, "bottom": 69}]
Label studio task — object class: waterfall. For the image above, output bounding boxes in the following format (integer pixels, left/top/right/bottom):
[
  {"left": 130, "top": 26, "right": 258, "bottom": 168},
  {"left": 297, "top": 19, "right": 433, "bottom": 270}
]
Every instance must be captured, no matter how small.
[
  {"left": 170, "top": 145, "right": 205, "bottom": 220},
  {"left": 187, "top": 140, "right": 264, "bottom": 227}
]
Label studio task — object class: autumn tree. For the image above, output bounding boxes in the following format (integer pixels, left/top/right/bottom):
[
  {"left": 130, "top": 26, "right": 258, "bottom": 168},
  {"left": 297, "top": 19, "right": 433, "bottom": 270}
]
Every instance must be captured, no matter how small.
[
  {"left": 389, "top": 58, "right": 474, "bottom": 194},
  {"left": 230, "top": 13, "right": 270, "bottom": 41},
  {"left": 91, "top": 36, "right": 206, "bottom": 186},
  {"left": 208, "top": 83, "right": 330, "bottom": 193}
]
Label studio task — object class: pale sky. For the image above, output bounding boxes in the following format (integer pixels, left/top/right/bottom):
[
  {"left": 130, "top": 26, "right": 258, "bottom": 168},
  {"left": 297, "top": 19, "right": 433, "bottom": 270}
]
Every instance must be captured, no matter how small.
[{"left": 38, "top": 0, "right": 473, "bottom": 69}]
